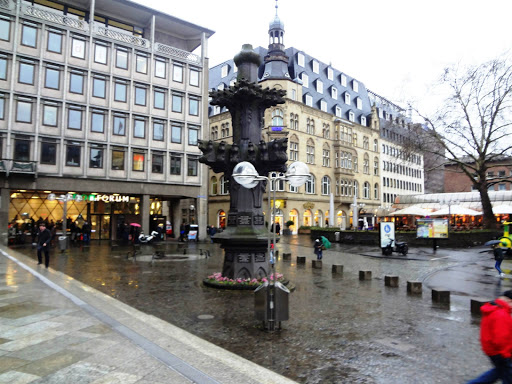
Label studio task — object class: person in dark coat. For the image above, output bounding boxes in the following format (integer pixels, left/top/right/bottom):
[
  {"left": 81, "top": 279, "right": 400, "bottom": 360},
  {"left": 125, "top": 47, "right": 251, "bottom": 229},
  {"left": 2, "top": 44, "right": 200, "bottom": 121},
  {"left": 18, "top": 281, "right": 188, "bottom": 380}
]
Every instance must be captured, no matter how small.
[
  {"left": 37, "top": 223, "right": 52, "bottom": 268},
  {"left": 314, "top": 238, "right": 323, "bottom": 260},
  {"left": 275, "top": 222, "right": 281, "bottom": 235}
]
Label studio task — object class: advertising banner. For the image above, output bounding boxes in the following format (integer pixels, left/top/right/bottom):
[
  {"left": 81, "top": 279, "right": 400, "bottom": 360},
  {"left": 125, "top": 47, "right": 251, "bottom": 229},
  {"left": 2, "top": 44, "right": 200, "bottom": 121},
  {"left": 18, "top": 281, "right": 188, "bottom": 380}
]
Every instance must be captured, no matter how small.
[
  {"left": 417, "top": 218, "right": 449, "bottom": 239},
  {"left": 380, "top": 221, "right": 395, "bottom": 248}
]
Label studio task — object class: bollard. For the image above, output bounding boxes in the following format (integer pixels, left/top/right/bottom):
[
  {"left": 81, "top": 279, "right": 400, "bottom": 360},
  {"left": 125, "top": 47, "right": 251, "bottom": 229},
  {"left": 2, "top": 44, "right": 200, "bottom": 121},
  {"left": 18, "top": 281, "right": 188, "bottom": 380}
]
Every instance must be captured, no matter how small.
[
  {"left": 332, "top": 265, "right": 343, "bottom": 274},
  {"left": 297, "top": 256, "right": 306, "bottom": 264},
  {"left": 407, "top": 281, "right": 422, "bottom": 294},
  {"left": 283, "top": 253, "right": 291, "bottom": 261},
  {"left": 385, "top": 275, "right": 399, "bottom": 287},
  {"left": 359, "top": 270, "right": 372, "bottom": 280},
  {"left": 312, "top": 260, "right": 322, "bottom": 269},
  {"left": 470, "top": 298, "right": 490, "bottom": 315},
  {"left": 432, "top": 289, "right": 450, "bottom": 304}
]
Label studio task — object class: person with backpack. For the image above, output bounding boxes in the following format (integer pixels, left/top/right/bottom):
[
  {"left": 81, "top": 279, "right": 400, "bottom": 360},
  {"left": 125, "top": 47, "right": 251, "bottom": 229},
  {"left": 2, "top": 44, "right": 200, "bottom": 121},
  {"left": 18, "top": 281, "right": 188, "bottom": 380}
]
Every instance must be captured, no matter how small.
[{"left": 314, "top": 238, "right": 323, "bottom": 260}]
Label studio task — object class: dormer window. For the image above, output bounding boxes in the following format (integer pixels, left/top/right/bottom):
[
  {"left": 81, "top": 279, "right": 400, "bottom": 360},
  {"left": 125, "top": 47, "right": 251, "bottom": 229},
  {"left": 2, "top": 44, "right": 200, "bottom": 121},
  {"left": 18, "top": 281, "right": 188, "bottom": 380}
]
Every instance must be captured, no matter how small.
[
  {"left": 298, "top": 52, "right": 305, "bottom": 67},
  {"left": 218, "top": 83, "right": 224, "bottom": 90},
  {"left": 335, "top": 105, "right": 342, "bottom": 118},
  {"left": 316, "top": 79, "right": 323, "bottom": 93},
  {"left": 356, "top": 97, "right": 362, "bottom": 110},
  {"left": 221, "top": 64, "right": 229, "bottom": 78},
  {"left": 341, "top": 74, "right": 347, "bottom": 87},
  {"left": 305, "top": 94, "right": 313, "bottom": 107},
  {"left": 331, "top": 87, "right": 338, "bottom": 100},
  {"left": 327, "top": 67, "right": 333, "bottom": 80},
  {"left": 312, "top": 60, "right": 319, "bottom": 74},
  {"left": 320, "top": 99, "right": 327, "bottom": 112},
  {"left": 361, "top": 116, "right": 367, "bottom": 126},
  {"left": 348, "top": 111, "right": 355, "bottom": 122},
  {"left": 352, "top": 80, "right": 359, "bottom": 92},
  {"left": 301, "top": 72, "right": 309, "bottom": 88},
  {"left": 344, "top": 92, "right": 350, "bottom": 105}
]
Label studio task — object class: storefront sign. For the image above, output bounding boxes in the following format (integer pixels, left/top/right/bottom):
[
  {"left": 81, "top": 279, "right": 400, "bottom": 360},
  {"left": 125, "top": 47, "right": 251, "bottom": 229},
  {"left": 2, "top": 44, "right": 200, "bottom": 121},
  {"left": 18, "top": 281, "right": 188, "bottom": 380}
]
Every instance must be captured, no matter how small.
[
  {"left": 47, "top": 193, "right": 130, "bottom": 203},
  {"left": 416, "top": 218, "right": 449, "bottom": 239}
]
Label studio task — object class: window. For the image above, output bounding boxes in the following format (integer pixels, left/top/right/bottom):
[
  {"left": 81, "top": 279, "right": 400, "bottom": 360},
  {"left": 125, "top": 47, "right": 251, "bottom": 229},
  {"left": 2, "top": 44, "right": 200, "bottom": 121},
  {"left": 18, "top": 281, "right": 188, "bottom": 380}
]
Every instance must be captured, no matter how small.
[
  {"left": 154, "top": 89, "right": 165, "bottom": 109},
  {"left": 363, "top": 136, "right": 369, "bottom": 149},
  {"left": 112, "top": 150, "right": 125, "bottom": 170},
  {"left": 42, "top": 104, "right": 58, "bottom": 126},
  {"left": 188, "top": 127, "right": 199, "bottom": 146},
  {"left": 66, "top": 143, "right": 81, "bottom": 166},
  {"left": 47, "top": 30, "right": 62, "bottom": 53},
  {"left": 327, "top": 67, "right": 333, "bottom": 80},
  {"left": 297, "top": 52, "right": 305, "bottom": 67},
  {"left": 133, "top": 118, "right": 145, "bottom": 138},
  {"left": 320, "top": 100, "right": 327, "bottom": 112},
  {"left": 41, "top": 142, "right": 56, "bottom": 164},
  {"left": 71, "top": 37, "right": 85, "bottom": 59},
  {"left": 69, "top": 71, "right": 84, "bottom": 94},
  {"left": 14, "top": 139, "right": 30, "bottom": 161},
  {"left": 291, "top": 89, "right": 297, "bottom": 100},
  {"left": 306, "top": 144, "right": 315, "bottom": 164},
  {"left": 44, "top": 65, "right": 60, "bottom": 89},
  {"left": 16, "top": 99, "right": 32, "bottom": 123},
  {"left": 306, "top": 118, "right": 315, "bottom": 135},
  {"left": 94, "top": 42, "right": 108, "bottom": 64},
  {"left": 170, "top": 155, "right": 181, "bottom": 175},
  {"left": 21, "top": 24, "right": 37, "bottom": 47},
  {"left": 348, "top": 111, "right": 355, "bottom": 122},
  {"left": 344, "top": 92, "right": 351, "bottom": 105},
  {"left": 189, "top": 98, "right": 199, "bottom": 116},
  {"left": 341, "top": 74, "right": 347, "bottom": 87},
  {"left": 356, "top": 97, "right": 362, "bottom": 110},
  {"left": 323, "top": 149, "right": 330, "bottom": 167},
  {"left": 211, "top": 176, "right": 218, "bottom": 195},
  {"left": 305, "top": 94, "right": 313, "bottom": 107},
  {"left": 91, "top": 110, "right": 105, "bottom": 133},
  {"left": 352, "top": 80, "right": 359, "bottom": 92},
  {"left": 312, "top": 60, "right": 319, "bottom": 74},
  {"left": 136, "top": 53, "right": 147, "bottom": 73},
  {"left": 190, "top": 68, "right": 199, "bottom": 86},
  {"left": 322, "top": 176, "right": 330, "bottom": 195},
  {"left": 154, "top": 58, "right": 166, "bottom": 78},
  {"left": 114, "top": 80, "right": 127, "bottom": 102},
  {"left": 171, "top": 124, "right": 182, "bottom": 143},
  {"left": 316, "top": 80, "right": 323, "bottom": 93},
  {"left": 0, "top": 96, "right": 4, "bottom": 119},
  {"left": 0, "top": 18, "right": 10, "bottom": 41},
  {"left": 90, "top": 147, "right": 103, "bottom": 168},
  {"left": 220, "top": 176, "right": 229, "bottom": 194},
  {"left": 373, "top": 139, "right": 378, "bottom": 152},
  {"left": 361, "top": 116, "right": 367, "bottom": 126},
  {"left": 153, "top": 121, "right": 164, "bottom": 141},
  {"left": 272, "top": 109, "right": 284, "bottom": 127},
  {"left": 301, "top": 73, "right": 309, "bottom": 87},
  {"left": 335, "top": 106, "right": 342, "bottom": 117},
  {"left": 115, "top": 47, "right": 128, "bottom": 69},
  {"left": 499, "top": 183, "right": 506, "bottom": 191},
  {"left": 67, "top": 107, "right": 82, "bottom": 130},
  {"left": 152, "top": 153, "right": 163, "bottom": 173},
  {"left": 172, "top": 94, "right": 183, "bottom": 113},
  {"left": 113, "top": 115, "right": 126, "bottom": 135},
  {"left": 363, "top": 154, "right": 369, "bottom": 174},
  {"left": 331, "top": 87, "right": 338, "bottom": 99},
  {"left": 221, "top": 64, "right": 228, "bottom": 78},
  {"left": 374, "top": 157, "right": 379, "bottom": 176},
  {"left": 133, "top": 153, "right": 144, "bottom": 171},
  {"left": 173, "top": 64, "right": 183, "bottom": 82},
  {"left": 92, "top": 76, "right": 106, "bottom": 98},
  {"left": 363, "top": 182, "right": 370, "bottom": 199},
  {"left": 0, "top": 56, "right": 6, "bottom": 80},
  {"left": 19, "top": 61, "right": 35, "bottom": 85},
  {"left": 289, "top": 141, "right": 298, "bottom": 161},
  {"left": 187, "top": 157, "right": 198, "bottom": 176},
  {"left": 305, "top": 175, "right": 315, "bottom": 194},
  {"left": 134, "top": 85, "right": 147, "bottom": 106}
]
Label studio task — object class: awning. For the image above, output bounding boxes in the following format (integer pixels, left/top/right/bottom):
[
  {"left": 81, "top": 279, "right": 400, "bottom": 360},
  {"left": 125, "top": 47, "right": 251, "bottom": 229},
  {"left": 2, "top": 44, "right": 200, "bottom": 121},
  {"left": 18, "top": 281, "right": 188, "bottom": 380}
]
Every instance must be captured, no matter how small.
[
  {"left": 390, "top": 206, "right": 431, "bottom": 216},
  {"left": 430, "top": 205, "right": 482, "bottom": 216},
  {"left": 492, "top": 205, "right": 512, "bottom": 214}
]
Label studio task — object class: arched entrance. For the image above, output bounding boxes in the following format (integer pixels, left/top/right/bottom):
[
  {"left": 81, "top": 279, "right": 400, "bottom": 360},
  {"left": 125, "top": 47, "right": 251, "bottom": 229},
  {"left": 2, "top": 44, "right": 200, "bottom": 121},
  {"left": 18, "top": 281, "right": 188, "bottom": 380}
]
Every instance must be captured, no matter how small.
[
  {"left": 303, "top": 209, "right": 312, "bottom": 226},
  {"left": 217, "top": 210, "right": 226, "bottom": 229},
  {"left": 337, "top": 210, "right": 347, "bottom": 229},
  {"left": 314, "top": 210, "right": 323, "bottom": 227},
  {"left": 289, "top": 209, "right": 299, "bottom": 234}
]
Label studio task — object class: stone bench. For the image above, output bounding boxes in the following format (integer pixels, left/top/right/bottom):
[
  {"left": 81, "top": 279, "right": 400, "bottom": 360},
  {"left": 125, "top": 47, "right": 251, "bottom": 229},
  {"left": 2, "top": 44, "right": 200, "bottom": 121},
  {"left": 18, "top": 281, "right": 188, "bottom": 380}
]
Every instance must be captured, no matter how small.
[
  {"left": 384, "top": 275, "right": 399, "bottom": 287},
  {"left": 432, "top": 289, "right": 450, "bottom": 304},
  {"left": 407, "top": 281, "right": 422, "bottom": 294}
]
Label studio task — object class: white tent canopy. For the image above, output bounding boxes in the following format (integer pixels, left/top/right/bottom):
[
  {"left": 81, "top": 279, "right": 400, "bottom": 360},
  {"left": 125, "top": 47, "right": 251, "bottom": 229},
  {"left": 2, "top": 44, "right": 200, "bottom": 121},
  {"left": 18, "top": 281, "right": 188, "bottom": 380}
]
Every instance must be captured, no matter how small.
[
  {"left": 492, "top": 205, "right": 512, "bottom": 214},
  {"left": 390, "top": 206, "right": 431, "bottom": 216},
  {"left": 430, "top": 205, "right": 482, "bottom": 216}
]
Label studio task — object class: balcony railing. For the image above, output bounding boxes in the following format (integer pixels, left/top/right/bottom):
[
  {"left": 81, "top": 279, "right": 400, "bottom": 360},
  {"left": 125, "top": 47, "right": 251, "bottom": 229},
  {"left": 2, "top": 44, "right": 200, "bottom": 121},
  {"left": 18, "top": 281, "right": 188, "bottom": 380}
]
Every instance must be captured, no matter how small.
[
  {"left": 0, "top": 160, "right": 37, "bottom": 178},
  {"left": 155, "top": 42, "right": 201, "bottom": 65},
  {"left": 0, "top": 0, "right": 12, "bottom": 11},
  {"left": 24, "top": 5, "right": 88, "bottom": 31},
  {"left": 93, "top": 24, "right": 150, "bottom": 49}
]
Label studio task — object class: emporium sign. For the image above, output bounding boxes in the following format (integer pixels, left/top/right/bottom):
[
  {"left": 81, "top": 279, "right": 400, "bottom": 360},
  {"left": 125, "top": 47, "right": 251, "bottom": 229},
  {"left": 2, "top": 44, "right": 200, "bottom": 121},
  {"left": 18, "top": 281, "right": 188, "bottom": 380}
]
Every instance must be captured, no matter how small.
[{"left": 47, "top": 193, "right": 130, "bottom": 203}]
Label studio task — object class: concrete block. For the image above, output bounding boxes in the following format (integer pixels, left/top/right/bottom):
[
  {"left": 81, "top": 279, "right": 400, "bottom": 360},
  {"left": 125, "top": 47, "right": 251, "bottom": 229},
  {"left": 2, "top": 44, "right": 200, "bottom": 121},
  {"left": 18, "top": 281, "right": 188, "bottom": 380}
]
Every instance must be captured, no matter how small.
[
  {"left": 312, "top": 260, "right": 322, "bottom": 269},
  {"left": 283, "top": 253, "right": 291, "bottom": 261},
  {"left": 297, "top": 256, "right": 306, "bottom": 264},
  {"left": 432, "top": 289, "right": 450, "bottom": 304},
  {"left": 332, "top": 265, "right": 343, "bottom": 274},
  {"left": 407, "top": 281, "right": 422, "bottom": 294},
  {"left": 385, "top": 275, "right": 399, "bottom": 287},
  {"left": 471, "top": 298, "right": 490, "bottom": 315},
  {"left": 359, "top": 270, "right": 372, "bottom": 280}
]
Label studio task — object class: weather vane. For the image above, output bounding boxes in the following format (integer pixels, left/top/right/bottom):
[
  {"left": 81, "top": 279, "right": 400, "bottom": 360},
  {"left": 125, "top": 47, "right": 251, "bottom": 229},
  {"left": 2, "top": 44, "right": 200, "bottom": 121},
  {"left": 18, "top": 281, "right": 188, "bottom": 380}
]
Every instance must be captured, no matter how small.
[{"left": 275, "top": 0, "right": 278, "bottom": 15}]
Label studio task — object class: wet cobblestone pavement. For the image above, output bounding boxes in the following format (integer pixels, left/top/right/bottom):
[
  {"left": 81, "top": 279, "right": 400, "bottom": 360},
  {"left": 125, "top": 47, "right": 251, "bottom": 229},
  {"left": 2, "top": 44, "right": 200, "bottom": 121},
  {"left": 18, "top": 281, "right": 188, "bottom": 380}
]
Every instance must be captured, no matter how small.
[{"left": 11, "top": 236, "right": 512, "bottom": 383}]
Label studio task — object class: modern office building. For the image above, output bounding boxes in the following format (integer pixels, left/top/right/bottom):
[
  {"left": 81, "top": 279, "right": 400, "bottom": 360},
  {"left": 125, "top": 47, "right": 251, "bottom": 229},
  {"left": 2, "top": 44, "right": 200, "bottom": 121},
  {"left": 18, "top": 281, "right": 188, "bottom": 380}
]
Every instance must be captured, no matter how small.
[
  {"left": 0, "top": 0, "right": 213, "bottom": 243},
  {"left": 207, "top": 9, "right": 424, "bottom": 231}
]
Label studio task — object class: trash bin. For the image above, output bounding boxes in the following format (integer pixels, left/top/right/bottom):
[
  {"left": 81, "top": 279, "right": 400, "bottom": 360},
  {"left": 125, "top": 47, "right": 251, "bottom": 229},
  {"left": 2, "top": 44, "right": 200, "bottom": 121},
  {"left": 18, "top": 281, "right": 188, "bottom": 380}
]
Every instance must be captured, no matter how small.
[
  {"left": 254, "top": 281, "right": 290, "bottom": 322},
  {"left": 58, "top": 236, "right": 67, "bottom": 251},
  {"left": 254, "top": 281, "right": 269, "bottom": 322},
  {"left": 335, "top": 231, "right": 340, "bottom": 242}
]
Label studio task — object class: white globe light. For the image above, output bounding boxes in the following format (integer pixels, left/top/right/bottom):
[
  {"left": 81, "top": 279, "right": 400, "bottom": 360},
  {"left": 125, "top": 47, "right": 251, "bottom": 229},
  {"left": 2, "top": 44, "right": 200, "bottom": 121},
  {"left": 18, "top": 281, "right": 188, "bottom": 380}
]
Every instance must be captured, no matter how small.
[
  {"left": 286, "top": 161, "right": 310, "bottom": 187},
  {"left": 233, "top": 161, "right": 260, "bottom": 189}
]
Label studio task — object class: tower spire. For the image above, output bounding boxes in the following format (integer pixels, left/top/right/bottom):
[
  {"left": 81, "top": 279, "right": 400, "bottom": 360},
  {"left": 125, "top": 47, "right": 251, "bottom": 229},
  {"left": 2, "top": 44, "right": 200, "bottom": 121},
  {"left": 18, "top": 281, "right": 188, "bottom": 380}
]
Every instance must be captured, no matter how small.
[{"left": 262, "top": 0, "right": 290, "bottom": 80}]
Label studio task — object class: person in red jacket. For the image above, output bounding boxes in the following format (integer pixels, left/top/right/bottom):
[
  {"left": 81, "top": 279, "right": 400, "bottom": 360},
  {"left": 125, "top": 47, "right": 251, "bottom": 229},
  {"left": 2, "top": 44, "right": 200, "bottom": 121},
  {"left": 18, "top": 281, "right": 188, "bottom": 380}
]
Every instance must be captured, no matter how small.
[{"left": 468, "top": 290, "right": 512, "bottom": 383}]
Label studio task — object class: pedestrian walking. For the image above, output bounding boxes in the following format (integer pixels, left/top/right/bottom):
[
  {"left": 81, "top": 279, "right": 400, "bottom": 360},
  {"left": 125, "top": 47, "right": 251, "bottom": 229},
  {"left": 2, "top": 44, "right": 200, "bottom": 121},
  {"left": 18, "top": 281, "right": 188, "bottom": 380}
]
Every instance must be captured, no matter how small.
[
  {"left": 275, "top": 222, "right": 281, "bottom": 236},
  {"left": 494, "top": 248, "right": 505, "bottom": 278},
  {"left": 36, "top": 223, "right": 51, "bottom": 268},
  {"left": 209, "top": 225, "right": 217, "bottom": 243},
  {"left": 314, "top": 238, "right": 323, "bottom": 260},
  {"left": 467, "top": 290, "right": 512, "bottom": 383}
]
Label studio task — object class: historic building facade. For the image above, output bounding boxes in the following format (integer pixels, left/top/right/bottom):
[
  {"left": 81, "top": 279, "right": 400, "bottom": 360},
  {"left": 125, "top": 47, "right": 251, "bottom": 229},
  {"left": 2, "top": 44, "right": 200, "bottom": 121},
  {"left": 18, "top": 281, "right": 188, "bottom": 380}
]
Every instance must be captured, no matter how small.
[{"left": 0, "top": 0, "right": 213, "bottom": 243}]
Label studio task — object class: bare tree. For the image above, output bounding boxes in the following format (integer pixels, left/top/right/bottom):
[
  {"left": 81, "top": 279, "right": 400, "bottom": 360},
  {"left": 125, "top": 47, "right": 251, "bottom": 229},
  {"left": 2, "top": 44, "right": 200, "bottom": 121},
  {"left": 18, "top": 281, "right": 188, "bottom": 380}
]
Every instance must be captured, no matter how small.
[{"left": 413, "top": 56, "right": 512, "bottom": 229}]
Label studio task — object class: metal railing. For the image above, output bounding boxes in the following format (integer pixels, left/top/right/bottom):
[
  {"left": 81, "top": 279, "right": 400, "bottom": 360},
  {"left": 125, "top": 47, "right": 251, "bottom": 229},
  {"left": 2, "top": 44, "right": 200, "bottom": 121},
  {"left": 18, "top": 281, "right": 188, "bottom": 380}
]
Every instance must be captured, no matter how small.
[
  {"left": 0, "top": 0, "right": 12, "bottom": 11},
  {"left": 154, "top": 42, "right": 201, "bottom": 65},
  {"left": 24, "top": 5, "right": 88, "bottom": 31},
  {"left": 94, "top": 24, "right": 150, "bottom": 49}
]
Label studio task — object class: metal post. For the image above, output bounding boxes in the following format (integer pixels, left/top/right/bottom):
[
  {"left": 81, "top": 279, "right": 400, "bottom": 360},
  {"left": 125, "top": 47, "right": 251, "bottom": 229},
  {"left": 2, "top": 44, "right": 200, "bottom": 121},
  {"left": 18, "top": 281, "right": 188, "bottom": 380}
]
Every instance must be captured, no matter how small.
[{"left": 62, "top": 196, "right": 67, "bottom": 233}]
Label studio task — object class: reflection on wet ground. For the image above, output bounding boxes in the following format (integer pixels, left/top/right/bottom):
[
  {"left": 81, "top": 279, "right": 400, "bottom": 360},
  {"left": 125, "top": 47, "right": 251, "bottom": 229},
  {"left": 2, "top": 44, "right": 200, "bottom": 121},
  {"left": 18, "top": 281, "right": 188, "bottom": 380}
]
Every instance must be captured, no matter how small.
[{"left": 12, "top": 236, "right": 512, "bottom": 383}]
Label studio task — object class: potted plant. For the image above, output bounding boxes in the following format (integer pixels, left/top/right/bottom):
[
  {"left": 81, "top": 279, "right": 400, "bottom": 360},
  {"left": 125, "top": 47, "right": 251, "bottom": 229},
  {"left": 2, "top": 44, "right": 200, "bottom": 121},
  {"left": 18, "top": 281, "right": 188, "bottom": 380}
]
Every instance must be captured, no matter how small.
[{"left": 283, "top": 220, "right": 294, "bottom": 235}]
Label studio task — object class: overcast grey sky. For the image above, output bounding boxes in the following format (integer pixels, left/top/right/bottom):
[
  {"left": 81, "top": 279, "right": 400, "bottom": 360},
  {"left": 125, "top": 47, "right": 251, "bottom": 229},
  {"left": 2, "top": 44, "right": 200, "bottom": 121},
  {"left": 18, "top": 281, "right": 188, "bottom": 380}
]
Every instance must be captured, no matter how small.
[{"left": 135, "top": 0, "right": 512, "bottom": 116}]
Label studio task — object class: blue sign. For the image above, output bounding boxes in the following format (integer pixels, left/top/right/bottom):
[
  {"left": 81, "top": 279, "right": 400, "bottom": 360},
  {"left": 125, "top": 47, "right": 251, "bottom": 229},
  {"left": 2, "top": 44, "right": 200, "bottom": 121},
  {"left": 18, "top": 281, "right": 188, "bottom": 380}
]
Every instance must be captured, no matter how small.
[
  {"left": 271, "top": 126, "right": 283, "bottom": 131},
  {"left": 384, "top": 224, "right": 391, "bottom": 233}
]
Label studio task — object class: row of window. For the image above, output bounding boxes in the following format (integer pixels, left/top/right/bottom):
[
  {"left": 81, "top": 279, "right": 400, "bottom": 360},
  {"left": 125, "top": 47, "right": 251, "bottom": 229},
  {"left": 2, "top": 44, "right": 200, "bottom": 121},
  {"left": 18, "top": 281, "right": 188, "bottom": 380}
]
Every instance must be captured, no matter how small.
[
  {"left": 3, "top": 58, "right": 200, "bottom": 114},
  {"left": 382, "top": 144, "right": 422, "bottom": 164},
  {"left": 383, "top": 177, "right": 423, "bottom": 192},
  {"left": 10, "top": 138, "right": 198, "bottom": 175},
  {"left": 1, "top": 96, "right": 200, "bottom": 143},
  {"left": 0, "top": 17, "right": 199, "bottom": 83},
  {"left": 383, "top": 161, "right": 422, "bottom": 179},
  {"left": 210, "top": 123, "right": 230, "bottom": 140}
]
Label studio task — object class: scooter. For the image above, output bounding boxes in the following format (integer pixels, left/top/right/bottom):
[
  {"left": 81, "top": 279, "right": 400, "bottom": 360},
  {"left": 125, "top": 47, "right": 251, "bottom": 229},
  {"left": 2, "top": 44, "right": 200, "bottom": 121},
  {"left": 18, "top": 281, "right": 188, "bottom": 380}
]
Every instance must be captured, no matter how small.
[
  {"left": 138, "top": 230, "right": 159, "bottom": 244},
  {"left": 382, "top": 239, "right": 408, "bottom": 256}
]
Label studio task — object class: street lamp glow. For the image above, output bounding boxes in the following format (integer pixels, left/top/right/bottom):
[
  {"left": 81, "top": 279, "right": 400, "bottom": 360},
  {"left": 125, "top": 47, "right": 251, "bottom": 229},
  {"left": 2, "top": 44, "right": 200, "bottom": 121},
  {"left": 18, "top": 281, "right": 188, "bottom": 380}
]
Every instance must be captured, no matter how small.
[
  {"left": 285, "top": 161, "right": 310, "bottom": 188},
  {"left": 232, "top": 161, "right": 261, "bottom": 188}
]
